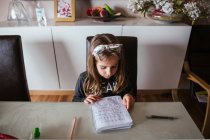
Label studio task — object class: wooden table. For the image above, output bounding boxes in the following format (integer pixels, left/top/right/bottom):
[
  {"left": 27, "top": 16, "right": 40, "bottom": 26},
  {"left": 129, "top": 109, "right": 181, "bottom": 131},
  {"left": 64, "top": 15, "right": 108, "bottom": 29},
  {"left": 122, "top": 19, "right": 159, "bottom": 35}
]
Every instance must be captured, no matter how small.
[{"left": 0, "top": 102, "right": 203, "bottom": 139}]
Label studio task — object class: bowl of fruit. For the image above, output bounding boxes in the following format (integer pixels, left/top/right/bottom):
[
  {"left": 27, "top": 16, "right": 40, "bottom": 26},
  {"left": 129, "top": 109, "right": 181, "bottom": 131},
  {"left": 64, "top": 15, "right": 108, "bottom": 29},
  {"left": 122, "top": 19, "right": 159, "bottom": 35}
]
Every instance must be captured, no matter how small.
[{"left": 86, "top": 4, "right": 122, "bottom": 22}]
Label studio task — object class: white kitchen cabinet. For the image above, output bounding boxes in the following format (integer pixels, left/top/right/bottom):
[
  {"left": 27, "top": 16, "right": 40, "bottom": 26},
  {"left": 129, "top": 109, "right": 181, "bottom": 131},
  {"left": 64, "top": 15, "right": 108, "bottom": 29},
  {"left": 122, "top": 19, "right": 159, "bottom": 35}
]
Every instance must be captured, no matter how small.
[
  {"left": 0, "top": 27, "right": 59, "bottom": 90},
  {"left": 122, "top": 25, "right": 191, "bottom": 89},
  {"left": 51, "top": 26, "right": 122, "bottom": 90},
  {"left": 0, "top": 19, "right": 192, "bottom": 91}
]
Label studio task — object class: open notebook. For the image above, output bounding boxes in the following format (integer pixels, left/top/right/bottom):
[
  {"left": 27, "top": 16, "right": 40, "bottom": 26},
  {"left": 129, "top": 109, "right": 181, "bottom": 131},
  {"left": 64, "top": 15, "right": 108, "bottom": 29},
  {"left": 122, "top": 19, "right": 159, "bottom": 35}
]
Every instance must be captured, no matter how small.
[{"left": 91, "top": 96, "right": 133, "bottom": 133}]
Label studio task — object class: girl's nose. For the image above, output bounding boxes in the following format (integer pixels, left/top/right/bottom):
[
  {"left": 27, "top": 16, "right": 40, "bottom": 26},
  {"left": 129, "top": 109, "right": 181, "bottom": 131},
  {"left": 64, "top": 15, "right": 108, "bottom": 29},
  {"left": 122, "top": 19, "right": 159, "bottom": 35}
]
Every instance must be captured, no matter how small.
[{"left": 106, "top": 68, "right": 111, "bottom": 77}]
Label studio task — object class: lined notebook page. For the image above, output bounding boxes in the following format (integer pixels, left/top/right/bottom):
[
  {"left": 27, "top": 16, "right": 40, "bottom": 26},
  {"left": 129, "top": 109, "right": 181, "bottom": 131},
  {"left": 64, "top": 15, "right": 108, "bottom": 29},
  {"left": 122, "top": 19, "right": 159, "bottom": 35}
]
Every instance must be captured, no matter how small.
[{"left": 91, "top": 96, "right": 133, "bottom": 133}]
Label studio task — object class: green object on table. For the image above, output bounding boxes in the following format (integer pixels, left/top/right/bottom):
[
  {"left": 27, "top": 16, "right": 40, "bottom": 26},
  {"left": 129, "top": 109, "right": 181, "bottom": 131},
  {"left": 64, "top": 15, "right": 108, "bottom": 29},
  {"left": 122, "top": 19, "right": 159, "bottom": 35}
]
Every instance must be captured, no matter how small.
[
  {"left": 33, "top": 127, "right": 40, "bottom": 139},
  {"left": 104, "top": 3, "right": 114, "bottom": 16}
]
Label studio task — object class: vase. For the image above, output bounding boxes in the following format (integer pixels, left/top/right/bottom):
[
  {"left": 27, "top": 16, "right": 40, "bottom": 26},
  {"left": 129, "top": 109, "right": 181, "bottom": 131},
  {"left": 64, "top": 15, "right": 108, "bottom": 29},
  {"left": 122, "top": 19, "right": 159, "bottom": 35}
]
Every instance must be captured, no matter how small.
[
  {"left": 7, "top": 0, "right": 29, "bottom": 22},
  {"left": 147, "top": 10, "right": 183, "bottom": 24}
]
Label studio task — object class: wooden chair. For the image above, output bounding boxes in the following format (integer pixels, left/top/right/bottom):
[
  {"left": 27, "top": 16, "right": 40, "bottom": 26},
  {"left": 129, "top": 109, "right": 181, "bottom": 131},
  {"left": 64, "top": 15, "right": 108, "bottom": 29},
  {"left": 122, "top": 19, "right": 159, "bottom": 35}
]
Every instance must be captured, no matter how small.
[
  {"left": 184, "top": 25, "right": 210, "bottom": 138},
  {"left": 0, "top": 35, "right": 30, "bottom": 101},
  {"left": 86, "top": 36, "right": 138, "bottom": 96},
  {"left": 184, "top": 62, "right": 210, "bottom": 138}
]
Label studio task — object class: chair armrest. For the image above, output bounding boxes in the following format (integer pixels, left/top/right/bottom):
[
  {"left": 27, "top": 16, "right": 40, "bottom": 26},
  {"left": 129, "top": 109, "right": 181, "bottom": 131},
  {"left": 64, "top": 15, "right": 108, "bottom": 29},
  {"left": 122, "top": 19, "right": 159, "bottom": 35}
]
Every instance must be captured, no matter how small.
[
  {"left": 184, "top": 61, "right": 210, "bottom": 92},
  {"left": 184, "top": 61, "right": 210, "bottom": 138}
]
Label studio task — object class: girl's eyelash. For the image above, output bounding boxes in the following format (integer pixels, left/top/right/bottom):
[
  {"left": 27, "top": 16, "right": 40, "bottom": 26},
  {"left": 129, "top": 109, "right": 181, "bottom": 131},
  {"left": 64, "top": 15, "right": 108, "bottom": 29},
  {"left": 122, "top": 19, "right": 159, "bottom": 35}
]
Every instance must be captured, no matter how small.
[{"left": 100, "top": 65, "right": 117, "bottom": 69}]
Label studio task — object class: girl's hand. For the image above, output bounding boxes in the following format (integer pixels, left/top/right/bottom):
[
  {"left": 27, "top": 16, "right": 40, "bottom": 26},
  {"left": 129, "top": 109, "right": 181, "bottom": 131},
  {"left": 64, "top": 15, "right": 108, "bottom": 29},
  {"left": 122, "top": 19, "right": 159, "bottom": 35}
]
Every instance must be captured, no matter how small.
[
  {"left": 122, "top": 94, "right": 135, "bottom": 110},
  {"left": 84, "top": 95, "right": 101, "bottom": 104}
]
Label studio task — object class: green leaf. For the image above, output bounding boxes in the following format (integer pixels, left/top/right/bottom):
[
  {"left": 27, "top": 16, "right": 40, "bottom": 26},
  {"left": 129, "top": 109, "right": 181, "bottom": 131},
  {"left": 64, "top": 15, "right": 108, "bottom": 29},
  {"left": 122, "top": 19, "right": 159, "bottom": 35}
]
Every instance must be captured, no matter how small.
[{"left": 175, "top": 0, "right": 184, "bottom": 6}]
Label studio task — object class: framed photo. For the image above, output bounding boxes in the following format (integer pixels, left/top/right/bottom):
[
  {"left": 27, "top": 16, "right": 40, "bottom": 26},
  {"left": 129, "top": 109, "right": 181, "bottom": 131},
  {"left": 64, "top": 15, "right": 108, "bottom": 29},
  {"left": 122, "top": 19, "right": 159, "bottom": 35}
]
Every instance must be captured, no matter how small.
[{"left": 54, "top": 0, "right": 75, "bottom": 22}]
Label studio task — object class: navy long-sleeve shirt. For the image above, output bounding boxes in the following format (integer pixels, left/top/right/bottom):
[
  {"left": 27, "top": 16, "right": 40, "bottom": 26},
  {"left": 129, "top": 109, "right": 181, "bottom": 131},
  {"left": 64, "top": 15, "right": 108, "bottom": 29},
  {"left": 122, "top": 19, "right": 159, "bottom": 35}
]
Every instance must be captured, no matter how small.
[{"left": 72, "top": 71, "right": 136, "bottom": 102}]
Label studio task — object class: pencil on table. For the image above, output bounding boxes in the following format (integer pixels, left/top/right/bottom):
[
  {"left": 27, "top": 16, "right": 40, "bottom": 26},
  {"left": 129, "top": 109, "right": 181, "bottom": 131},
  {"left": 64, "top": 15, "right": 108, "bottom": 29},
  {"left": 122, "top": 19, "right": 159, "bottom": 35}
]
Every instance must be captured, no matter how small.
[{"left": 69, "top": 117, "right": 77, "bottom": 139}]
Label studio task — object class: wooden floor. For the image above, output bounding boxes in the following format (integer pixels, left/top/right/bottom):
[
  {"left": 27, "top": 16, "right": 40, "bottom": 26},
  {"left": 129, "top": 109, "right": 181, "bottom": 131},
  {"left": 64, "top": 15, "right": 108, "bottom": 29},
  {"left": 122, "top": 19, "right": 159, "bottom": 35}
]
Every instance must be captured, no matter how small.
[{"left": 30, "top": 89, "right": 206, "bottom": 134}]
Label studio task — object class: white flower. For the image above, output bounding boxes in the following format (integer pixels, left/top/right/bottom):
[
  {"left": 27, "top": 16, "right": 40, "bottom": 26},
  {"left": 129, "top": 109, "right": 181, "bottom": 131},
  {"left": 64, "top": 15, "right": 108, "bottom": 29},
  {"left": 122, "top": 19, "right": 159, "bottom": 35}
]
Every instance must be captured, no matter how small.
[
  {"left": 184, "top": 2, "right": 200, "bottom": 20},
  {"left": 128, "top": 0, "right": 142, "bottom": 13},
  {"left": 159, "top": 0, "right": 167, "bottom": 6},
  {"left": 128, "top": 0, "right": 153, "bottom": 13},
  {"left": 162, "top": 2, "right": 174, "bottom": 14},
  {"left": 153, "top": 0, "right": 167, "bottom": 9}
]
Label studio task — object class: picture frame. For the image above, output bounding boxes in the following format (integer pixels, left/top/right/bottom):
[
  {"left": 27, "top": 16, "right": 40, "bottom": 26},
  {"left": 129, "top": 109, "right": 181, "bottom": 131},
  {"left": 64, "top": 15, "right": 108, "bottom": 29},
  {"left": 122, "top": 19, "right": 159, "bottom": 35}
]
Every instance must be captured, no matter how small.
[{"left": 54, "top": 0, "right": 75, "bottom": 22}]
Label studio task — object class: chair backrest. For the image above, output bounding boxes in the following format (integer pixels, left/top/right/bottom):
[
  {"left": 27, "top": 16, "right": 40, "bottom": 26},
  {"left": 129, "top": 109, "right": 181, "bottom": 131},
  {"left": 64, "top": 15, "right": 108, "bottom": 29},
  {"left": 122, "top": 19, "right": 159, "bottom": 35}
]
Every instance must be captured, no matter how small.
[
  {"left": 86, "top": 36, "right": 138, "bottom": 94},
  {"left": 187, "top": 25, "right": 210, "bottom": 83},
  {"left": 187, "top": 25, "right": 210, "bottom": 92},
  {"left": 0, "top": 35, "right": 30, "bottom": 101}
]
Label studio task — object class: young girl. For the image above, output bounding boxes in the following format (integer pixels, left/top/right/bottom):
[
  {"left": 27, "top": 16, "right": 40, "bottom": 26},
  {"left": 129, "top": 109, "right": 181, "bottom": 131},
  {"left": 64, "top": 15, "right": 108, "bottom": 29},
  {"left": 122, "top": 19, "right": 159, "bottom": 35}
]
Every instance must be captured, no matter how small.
[{"left": 72, "top": 34, "right": 136, "bottom": 110}]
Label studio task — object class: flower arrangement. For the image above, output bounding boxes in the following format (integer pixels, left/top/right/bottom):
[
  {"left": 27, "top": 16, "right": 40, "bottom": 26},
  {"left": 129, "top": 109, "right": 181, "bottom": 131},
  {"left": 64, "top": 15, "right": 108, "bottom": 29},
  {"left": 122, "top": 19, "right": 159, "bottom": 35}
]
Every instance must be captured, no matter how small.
[{"left": 127, "top": 0, "right": 202, "bottom": 24}]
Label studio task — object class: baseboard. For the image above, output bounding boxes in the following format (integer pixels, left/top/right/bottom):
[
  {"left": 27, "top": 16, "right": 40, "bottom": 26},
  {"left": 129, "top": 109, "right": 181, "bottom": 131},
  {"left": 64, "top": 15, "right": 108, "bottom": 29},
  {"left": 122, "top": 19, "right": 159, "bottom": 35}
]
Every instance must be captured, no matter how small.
[
  {"left": 139, "top": 89, "right": 172, "bottom": 94},
  {"left": 30, "top": 90, "right": 74, "bottom": 96}
]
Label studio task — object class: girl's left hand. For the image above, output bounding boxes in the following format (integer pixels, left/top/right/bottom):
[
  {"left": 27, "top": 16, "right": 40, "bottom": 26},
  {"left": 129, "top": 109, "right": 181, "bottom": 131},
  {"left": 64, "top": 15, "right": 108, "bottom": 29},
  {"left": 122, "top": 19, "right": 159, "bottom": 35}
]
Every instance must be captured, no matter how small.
[{"left": 122, "top": 94, "right": 135, "bottom": 110}]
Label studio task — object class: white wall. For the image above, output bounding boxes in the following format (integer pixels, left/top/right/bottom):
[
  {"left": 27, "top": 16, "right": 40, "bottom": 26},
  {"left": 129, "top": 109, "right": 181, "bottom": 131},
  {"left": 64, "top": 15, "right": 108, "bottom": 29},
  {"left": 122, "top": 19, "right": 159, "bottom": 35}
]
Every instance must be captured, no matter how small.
[{"left": 0, "top": 0, "right": 137, "bottom": 22}]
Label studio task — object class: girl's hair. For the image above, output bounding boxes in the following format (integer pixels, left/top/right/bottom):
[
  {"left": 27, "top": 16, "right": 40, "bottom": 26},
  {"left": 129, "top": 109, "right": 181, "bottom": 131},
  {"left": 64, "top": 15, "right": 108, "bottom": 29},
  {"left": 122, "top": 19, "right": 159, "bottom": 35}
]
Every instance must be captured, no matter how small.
[{"left": 83, "top": 33, "right": 127, "bottom": 96}]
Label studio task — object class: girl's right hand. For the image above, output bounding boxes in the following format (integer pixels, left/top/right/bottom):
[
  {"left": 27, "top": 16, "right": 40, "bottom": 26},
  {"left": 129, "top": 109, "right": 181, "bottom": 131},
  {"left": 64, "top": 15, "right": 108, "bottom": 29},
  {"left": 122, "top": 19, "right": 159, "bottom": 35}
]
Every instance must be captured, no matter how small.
[{"left": 84, "top": 95, "right": 101, "bottom": 104}]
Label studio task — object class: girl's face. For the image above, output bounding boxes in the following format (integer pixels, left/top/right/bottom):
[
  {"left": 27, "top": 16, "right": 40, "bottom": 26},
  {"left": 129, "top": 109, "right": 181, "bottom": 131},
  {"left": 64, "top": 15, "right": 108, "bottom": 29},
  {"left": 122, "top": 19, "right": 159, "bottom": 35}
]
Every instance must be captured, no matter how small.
[{"left": 96, "top": 55, "right": 119, "bottom": 79}]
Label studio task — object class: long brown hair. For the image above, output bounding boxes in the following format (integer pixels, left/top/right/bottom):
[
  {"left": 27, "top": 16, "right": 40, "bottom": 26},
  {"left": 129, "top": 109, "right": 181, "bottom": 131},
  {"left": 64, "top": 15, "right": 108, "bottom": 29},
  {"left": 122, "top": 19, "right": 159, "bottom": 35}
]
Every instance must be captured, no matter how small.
[{"left": 83, "top": 34, "right": 127, "bottom": 96}]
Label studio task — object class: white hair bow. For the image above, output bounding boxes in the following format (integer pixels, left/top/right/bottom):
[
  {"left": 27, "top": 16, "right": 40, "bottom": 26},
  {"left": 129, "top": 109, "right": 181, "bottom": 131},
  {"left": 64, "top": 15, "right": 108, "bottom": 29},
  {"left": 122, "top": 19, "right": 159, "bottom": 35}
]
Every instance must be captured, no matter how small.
[{"left": 92, "top": 44, "right": 122, "bottom": 57}]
